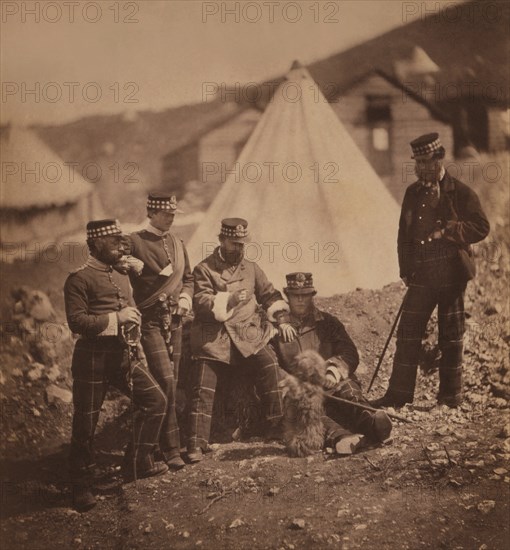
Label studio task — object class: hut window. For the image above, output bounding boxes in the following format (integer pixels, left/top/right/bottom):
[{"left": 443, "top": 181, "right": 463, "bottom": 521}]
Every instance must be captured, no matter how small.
[
  {"left": 365, "top": 95, "right": 392, "bottom": 174},
  {"left": 366, "top": 95, "right": 391, "bottom": 122}
]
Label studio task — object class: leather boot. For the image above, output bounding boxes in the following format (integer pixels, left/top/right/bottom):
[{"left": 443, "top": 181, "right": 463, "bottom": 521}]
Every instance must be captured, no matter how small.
[{"left": 72, "top": 484, "right": 96, "bottom": 512}]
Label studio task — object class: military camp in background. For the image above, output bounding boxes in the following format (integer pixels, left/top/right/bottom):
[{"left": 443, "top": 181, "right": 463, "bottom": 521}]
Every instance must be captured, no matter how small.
[{"left": 187, "top": 63, "right": 401, "bottom": 295}]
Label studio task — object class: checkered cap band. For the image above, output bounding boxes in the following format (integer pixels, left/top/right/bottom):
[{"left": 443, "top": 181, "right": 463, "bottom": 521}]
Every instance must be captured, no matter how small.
[
  {"left": 86, "top": 222, "right": 122, "bottom": 239},
  {"left": 286, "top": 272, "right": 314, "bottom": 289},
  {"left": 147, "top": 196, "right": 178, "bottom": 211},
  {"left": 221, "top": 224, "right": 248, "bottom": 238},
  {"left": 411, "top": 137, "right": 442, "bottom": 157}
]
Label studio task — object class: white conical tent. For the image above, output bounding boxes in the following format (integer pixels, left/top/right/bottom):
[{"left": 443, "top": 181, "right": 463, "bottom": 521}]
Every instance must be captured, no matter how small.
[{"left": 188, "top": 64, "right": 400, "bottom": 295}]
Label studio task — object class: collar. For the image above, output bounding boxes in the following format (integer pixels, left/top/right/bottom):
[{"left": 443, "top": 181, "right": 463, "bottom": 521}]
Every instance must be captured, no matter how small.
[
  {"left": 420, "top": 166, "right": 445, "bottom": 189},
  {"left": 290, "top": 306, "right": 324, "bottom": 326},
  {"left": 145, "top": 220, "right": 169, "bottom": 238},
  {"left": 216, "top": 246, "right": 243, "bottom": 268},
  {"left": 86, "top": 255, "right": 113, "bottom": 272},
  {"left": 414, "top": 168, "right": 453, "bottom": 196}
]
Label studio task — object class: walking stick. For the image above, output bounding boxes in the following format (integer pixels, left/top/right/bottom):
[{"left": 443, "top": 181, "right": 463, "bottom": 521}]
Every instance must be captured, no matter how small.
[
  {"left": 122, "top": 323, "right": 140, "bottom": 487},
  {"left": 324, "top": 393, "right": 412, "bottom": 423},
  {"left": 367, "top": 292, "right": 407, "bottom": 394}
]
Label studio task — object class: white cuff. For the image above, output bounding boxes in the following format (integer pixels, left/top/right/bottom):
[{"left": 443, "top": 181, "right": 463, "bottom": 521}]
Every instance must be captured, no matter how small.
[
  {"left": 178, "top": 293, "right": 192, "bottom": 312},
  {"left": 212, "top": 292, "right": 234, "bottom": 322},
  {"left": 99, "top": 312, "right": 118, "bottom": 336},
  {"left": 326, "top": 365, "right": 341, "bottom": 384},
  {"left": 266, "top": 299, "right": 290, "bottom": 322},
  {"left": 326, "top": 358, "right": 350, "bottom": 380}
]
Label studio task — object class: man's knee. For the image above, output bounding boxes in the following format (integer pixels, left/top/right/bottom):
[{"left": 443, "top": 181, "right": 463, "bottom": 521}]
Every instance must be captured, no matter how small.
[{"left": 143, "top": 386, "right": 168, "bottom": 416}]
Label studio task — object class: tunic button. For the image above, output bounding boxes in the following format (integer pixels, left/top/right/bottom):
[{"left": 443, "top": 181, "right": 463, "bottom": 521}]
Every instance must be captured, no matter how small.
[
  {"left": 422, "top": 203, "right": 425, "bottom": 207},
  {"left": 428, "top": 238, "right": 432, "bottom": 242},
  {"left": 419, "top": 216, "right": 422, "bottom": 220},
  {"left": 420, "top": 240, "right": 425, "bottom": 245}
]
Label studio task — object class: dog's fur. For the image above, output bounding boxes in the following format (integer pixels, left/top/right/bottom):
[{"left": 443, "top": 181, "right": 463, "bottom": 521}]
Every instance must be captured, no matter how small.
[{"left": 279, "top": 350, "right": 327, "bottom": 457}]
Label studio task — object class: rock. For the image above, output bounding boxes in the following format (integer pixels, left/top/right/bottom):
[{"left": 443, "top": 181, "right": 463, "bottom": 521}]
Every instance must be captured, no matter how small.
[
  {"left": 484, "top": 304, "right": 501, "bottom": 316},
  {"left": 182, "top": 531, "right": 190, "bottom": 538},
  {"left": 267, "top": 487, "right": 280, "bottom": 496},
  {"left": 291, "top": 518, "right": 305, "bottom": 530},
  {"left": 12, "top": 368, "right": 23, "bottom": 378},
  {"left": 46, "top": 385, "right": 73, "bottom": 405},
  {"left": 144, "top": 524, "right": 152, "bottom": 534},
  {"left": 73, "top": 538, "right": 82, "bottom": 545},
  {"left": 27, "top": 363, "right": 45, "bottom": 381},
  {"left": 47, "top": 364, "right": 61, "bottom": 382},
  {"left": 477, "top": 500, "right": 496, "bottom": 515},
  {"left": 493, "top": 468, "right": 508, "bottom": 476},
  {"left": 355, "top": 524, "right": 368, "bottom": 530},
  {"left": 32, "top": 408, "right": 41, "bottom": 417},
  {"left": 229, "top": 518, "right": 245, "bottom": 529}
]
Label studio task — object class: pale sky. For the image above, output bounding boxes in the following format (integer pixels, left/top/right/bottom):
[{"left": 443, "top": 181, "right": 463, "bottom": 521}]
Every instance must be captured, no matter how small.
[{"left": 1, "top": 0, "right": 466, "bottom": 125}]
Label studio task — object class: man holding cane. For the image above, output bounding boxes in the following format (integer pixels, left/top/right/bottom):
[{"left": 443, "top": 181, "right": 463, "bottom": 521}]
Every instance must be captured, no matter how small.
[{"left": 373, "top": 133, "right": 489, "bottom": 408}]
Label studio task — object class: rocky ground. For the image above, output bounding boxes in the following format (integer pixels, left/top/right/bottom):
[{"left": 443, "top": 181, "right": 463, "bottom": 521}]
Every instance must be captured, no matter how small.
[{"left": 0, "top": 156, "right": 508, "bottom": 549}]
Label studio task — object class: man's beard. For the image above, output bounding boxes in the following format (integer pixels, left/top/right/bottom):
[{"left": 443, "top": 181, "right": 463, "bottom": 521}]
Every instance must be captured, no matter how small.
[
  {"left": 415, "top": 165, "right": 441, "bottom": 184},
  {"left": 223, "top": 249, "right": 243, "bottom": 265},
  {"left": 95, "top": 243, "right": 123, "bottom": 265}
]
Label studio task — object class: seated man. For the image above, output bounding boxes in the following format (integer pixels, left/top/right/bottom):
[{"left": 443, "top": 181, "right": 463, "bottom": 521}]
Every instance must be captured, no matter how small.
[
  {"left": 64, "top": 219, "right": 168, "bottom": 512},
  {"left": 187, "top": 218, "right": 292, "bottom": 462},
  {"left": 274, "top": 272, "right": 392, "bottom": 454}
]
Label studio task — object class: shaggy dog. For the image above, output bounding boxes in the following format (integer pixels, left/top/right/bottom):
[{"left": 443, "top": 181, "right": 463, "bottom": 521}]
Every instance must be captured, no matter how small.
[{"left": 279, "top": 350, "right": 327, "bottom": 457}]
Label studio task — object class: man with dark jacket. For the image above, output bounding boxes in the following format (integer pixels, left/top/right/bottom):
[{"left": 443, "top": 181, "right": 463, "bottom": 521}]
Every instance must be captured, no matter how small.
[
  {"left": 187, "top": 218, "right": 292, "bottom": 462},
  {"left": 373, "top": 133, "right": 490, "bottom": 408},
  {"left": 64, "top": 219, "right": 168, "bottom": 511},
  {"left": 275, "top": 272, "right": 392, "bottom": 454},
  {"left": 123, "top": 193, "right": 194, "bottom": 470}
]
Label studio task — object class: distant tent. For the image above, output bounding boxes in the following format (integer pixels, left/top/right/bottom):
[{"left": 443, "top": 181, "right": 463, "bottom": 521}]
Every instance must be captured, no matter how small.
[
  {"left": 0, "top": 125, "right": 103, "bottom": 257},
  {"left": 187, "top": 63, "right": 400, "bottom": 295}
]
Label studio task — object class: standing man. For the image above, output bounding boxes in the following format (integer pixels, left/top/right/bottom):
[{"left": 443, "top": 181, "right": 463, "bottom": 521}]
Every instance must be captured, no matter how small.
[
  {"left": 125, "top": 193, "right": 194, "bottom": 470},
  {"left": 275, "top": 272, "right": 392, "bottom": 454},
  {"left": 65, "top": 219, "right": 168, "bottom": 512},
  {"left": 373, "top": 133, "right": 489, "bottom": 408},
  {"left": 187, "top": 218, "right": 292, "bottom": 462}
]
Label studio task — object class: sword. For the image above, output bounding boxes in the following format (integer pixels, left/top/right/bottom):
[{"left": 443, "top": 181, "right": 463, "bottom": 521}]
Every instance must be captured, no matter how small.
[{"left": 121, "top": 322, "right": 140, "bottom": 487}]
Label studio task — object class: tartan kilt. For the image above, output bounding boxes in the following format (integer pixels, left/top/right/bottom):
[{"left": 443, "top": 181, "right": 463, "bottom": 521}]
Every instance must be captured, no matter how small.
[
  {"left": 141, "top": 319, "right": 181, "bottom": 452},
  {"left": 69, "top": 336, "right": 166, "bottom": 477},
  {"left": 187, "top": 344, "right": 284, "bottom": 451},
  {"left": 387, "top": 281, "right": 466, "bottom": 404}
]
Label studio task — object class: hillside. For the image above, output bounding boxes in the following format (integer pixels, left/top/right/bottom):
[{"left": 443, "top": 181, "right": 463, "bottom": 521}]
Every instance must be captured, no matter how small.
[{"left": 0, "top": 154, "right": 508, "bottom": 549}]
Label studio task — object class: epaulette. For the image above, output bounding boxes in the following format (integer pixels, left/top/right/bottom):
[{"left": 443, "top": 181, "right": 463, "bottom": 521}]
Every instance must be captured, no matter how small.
[{"left": 69, "top": 263, "right": 88, "bottom": 274}]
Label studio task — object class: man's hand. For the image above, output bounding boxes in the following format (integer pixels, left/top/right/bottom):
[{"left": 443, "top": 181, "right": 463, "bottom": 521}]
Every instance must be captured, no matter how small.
[
  {"left": 176, "top": 296, "right": 191, "bottom": 316},
  {"left": 323, "top": 373, "right": 338, "bottom": 390},
  {"left": 430, "top": 228, "right": 445, "bottom": 240},
  {"left": 114, "top": 256, "right": 144, "bottom": 276},
  {"left": 278, "top": 322, "right": 297, "bottom": 343},
  {"left": 228, "top": 288, "right": 248, "bottom": 309},
  {"left": 116, "top": 306, "right": 141, "bottom": 326}
]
